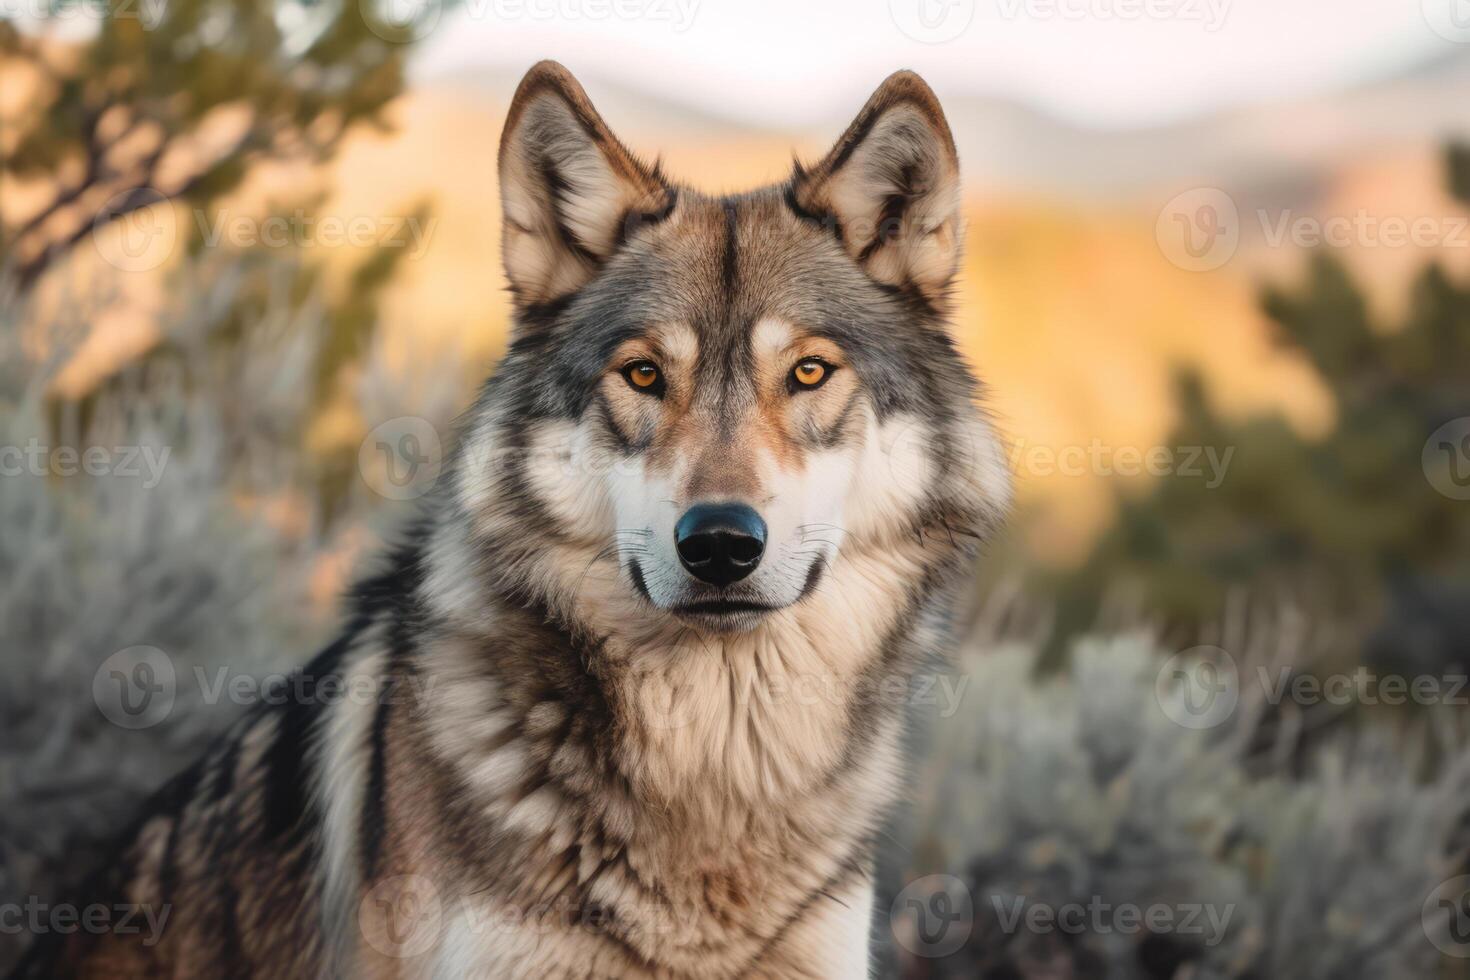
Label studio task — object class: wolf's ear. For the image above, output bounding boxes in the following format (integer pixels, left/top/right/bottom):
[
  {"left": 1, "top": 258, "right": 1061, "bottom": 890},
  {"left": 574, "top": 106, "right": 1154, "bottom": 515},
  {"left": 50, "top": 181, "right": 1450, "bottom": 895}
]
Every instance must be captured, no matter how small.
[
  {"left": 498, "top": 61, "right": 674, "bottom": 308},
  {"left": 790, "top": 70, "right": 961, "bottom": 303}
]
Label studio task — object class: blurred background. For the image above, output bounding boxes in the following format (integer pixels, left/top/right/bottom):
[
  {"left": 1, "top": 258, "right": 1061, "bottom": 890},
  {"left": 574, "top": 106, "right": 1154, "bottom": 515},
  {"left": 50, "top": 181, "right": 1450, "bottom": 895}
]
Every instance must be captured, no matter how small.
[{"left": 4, "top": 0, "right": 1470, "bottom": 976}]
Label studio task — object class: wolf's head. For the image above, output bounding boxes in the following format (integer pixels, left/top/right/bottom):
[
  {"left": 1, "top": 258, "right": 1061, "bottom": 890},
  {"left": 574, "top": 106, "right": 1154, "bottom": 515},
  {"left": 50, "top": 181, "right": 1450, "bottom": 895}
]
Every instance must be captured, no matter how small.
[{"left": 438, "top": 62, "right": 1009, "bottom": 640}]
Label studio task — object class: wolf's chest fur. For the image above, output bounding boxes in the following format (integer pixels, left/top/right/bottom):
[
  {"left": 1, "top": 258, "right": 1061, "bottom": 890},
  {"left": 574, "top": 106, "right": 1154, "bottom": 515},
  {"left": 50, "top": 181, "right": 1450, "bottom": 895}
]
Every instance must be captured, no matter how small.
[
  {"left": 346, "top": 582, "right": 911, "bottom": 977},
  {"left": 339, "top": 520, "right": 941, "bottom": 976}
]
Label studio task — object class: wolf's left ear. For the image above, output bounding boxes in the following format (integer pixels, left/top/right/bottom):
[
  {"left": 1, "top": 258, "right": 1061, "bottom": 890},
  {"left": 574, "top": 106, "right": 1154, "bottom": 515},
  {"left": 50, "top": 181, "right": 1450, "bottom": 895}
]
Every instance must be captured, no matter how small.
[
  {"left": 498, "top": 61, "right": 675, "bottom": 308},
  {"left": 790, "top": 71, "right": 961, "bottom": 303}
]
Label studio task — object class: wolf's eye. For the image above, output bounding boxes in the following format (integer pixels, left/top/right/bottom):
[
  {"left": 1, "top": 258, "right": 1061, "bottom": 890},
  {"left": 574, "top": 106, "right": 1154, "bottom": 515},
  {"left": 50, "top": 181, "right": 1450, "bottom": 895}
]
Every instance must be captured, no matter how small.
[
  {"left": 790, "top": 359, "right": 831, "bottom": 391},
  {"left": 622, "top": 360, "right": 664, "bottom": 395}
]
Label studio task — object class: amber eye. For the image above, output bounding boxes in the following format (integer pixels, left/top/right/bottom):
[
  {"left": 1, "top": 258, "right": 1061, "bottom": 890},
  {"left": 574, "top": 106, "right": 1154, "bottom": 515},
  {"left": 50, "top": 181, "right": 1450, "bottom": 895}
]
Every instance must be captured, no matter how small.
[
  {"left": 790, "top": 359, "right": 831, "bottom": 390},
  {"left": 622, "top": 360, "right": 663, "bottom": 395}
]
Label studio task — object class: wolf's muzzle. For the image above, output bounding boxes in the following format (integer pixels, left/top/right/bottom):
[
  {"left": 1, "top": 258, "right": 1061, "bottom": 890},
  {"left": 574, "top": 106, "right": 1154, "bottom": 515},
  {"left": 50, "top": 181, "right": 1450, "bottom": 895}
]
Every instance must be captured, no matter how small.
[{"left": 674, "top": 503, "right": 766, "bottom": 587}]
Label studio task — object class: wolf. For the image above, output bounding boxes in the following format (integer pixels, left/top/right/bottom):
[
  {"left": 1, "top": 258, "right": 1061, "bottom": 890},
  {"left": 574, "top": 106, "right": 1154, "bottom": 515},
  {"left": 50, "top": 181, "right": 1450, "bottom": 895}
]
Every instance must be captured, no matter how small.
[{"left": 15, "top": 61, "right": 1010, "bottom": 978}]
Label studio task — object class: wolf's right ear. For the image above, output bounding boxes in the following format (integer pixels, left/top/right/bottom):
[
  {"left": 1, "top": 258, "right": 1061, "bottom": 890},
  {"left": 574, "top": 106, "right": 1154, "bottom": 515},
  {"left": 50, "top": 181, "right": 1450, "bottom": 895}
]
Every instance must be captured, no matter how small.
[
  {"left": 790, "top": 71, "right": 962, "bottom": 305},
  {"left": 497, "top": 61, "right": 674, "bottom": 309}
]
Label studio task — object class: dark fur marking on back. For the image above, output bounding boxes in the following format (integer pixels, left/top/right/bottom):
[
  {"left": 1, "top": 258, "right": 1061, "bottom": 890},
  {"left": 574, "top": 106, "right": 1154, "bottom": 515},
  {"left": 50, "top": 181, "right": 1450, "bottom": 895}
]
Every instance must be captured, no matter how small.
[
  {"left": 215, "top": 877, "right": 250, "bottom": 980},
  {"left": 209, "top": 733, "right": 241, "bottom": 803},
  {"left": 357, "top": 540, "right": 429, "bottom": 881},
  {"left": 259, "top": 632, "right": 354, "bottom": 844},
  {"left": 156, "top": 762, "right": 206, "bottom": 901},
  {"left": 360, "top": 673, "right": 395, "bottom": 883}
]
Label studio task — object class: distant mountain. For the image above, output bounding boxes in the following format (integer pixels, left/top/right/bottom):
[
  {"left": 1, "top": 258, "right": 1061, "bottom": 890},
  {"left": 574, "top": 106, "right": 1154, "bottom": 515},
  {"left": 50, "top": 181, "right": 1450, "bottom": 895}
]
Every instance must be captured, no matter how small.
[
  {"left": 427, "top": 48, "right": 1470, "bottom": 201},
  {"left": 938, "top": 44, "right": 1470, "bottom": 200}
]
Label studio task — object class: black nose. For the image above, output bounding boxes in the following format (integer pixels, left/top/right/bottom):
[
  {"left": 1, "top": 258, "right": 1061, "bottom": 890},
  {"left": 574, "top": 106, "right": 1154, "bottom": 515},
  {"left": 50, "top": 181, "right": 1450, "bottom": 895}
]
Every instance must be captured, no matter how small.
[{"left": 674, "top": 504, "right": 766, "bottom": 587}]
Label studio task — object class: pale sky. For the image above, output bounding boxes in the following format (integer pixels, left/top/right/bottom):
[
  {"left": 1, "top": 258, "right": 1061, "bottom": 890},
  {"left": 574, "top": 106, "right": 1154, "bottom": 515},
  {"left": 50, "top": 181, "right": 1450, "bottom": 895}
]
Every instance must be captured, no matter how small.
[{"left": 409, "top": 0, "right": 1460, "bottom": 128}]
